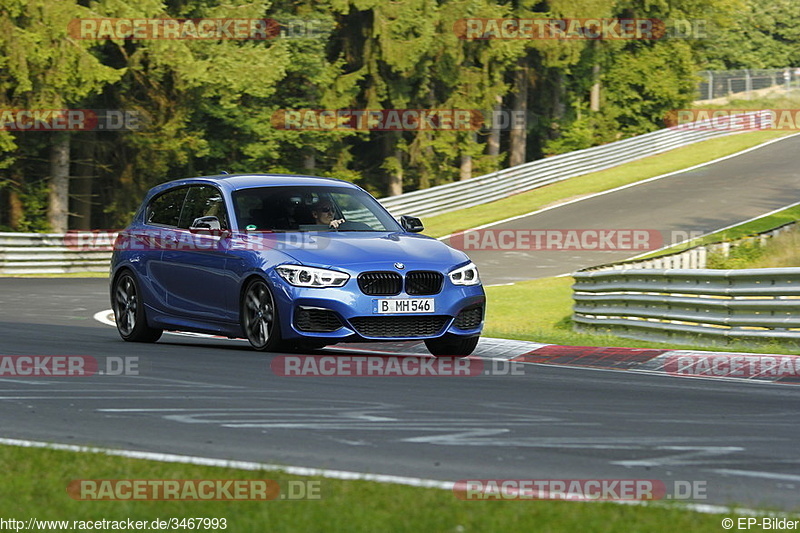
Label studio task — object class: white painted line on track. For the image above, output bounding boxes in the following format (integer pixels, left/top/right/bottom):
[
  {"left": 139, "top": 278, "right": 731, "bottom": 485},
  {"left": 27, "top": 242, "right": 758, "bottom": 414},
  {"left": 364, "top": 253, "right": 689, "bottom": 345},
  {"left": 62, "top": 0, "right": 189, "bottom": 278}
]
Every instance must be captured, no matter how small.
[
  {"left": 627, "top": 198, "right": 800, "bottom": 262},
  {"left": 94, "top": 309, "right": 246, "bottom": 341},
  {"left": 437, "top": 132, "right": 800, "bottom": 241},
  {"left": 0, "top": 378, "right": 51, "bottom": 385},
  {"left": 712, "top": 469, "right": 800, "bottom": 483},
  {"left": 93, "top": 309, "right": 116, "bottom": 327}
]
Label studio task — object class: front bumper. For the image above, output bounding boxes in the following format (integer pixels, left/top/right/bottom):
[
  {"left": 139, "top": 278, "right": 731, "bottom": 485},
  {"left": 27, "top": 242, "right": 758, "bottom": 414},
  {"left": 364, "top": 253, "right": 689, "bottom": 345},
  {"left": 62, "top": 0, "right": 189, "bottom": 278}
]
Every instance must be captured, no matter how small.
[{"left": 268, "top": 270, "right": 485, "bottom": 342}]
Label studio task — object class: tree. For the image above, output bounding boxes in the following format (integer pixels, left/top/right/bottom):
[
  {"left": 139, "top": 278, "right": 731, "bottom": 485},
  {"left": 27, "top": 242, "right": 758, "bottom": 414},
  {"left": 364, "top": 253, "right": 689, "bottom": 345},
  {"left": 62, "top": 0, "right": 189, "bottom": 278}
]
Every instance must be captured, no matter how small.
[{"left": 0, "top": 0, "right": 122, "bottom": 231}]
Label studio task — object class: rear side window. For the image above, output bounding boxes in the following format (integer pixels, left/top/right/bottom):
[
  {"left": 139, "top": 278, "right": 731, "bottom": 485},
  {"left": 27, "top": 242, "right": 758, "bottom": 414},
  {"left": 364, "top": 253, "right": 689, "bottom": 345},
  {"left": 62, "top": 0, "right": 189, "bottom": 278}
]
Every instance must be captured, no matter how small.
[
  {"left": 179, "top": 185, "right": 229, "bottom": 230},
  {"left": 147, "top": 187, "right": 188, "bottom": 227}
]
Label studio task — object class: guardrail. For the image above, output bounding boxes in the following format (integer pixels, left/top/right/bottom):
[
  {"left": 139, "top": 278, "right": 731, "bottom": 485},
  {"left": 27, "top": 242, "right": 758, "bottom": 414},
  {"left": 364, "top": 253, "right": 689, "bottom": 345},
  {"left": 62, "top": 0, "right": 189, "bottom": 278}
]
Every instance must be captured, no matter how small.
[
  {"left": 572, "top": 268, "right": 800, "bottom": 346},
  {"left": 0, "top": 232, "right": 113, "bottom": 275},
  {"left": 378, "top": 111, "right": 771, "bottom": 219},
  {"left": 581, "top": 220, "right": 799, "bottom": 272}
]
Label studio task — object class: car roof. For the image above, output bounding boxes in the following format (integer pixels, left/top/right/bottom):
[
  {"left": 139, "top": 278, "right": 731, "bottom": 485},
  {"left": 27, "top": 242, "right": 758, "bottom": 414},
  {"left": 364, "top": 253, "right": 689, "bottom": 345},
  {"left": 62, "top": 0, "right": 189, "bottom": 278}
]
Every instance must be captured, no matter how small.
[{"left": 155, "top": 173, "right": 356, "bottom": 194}]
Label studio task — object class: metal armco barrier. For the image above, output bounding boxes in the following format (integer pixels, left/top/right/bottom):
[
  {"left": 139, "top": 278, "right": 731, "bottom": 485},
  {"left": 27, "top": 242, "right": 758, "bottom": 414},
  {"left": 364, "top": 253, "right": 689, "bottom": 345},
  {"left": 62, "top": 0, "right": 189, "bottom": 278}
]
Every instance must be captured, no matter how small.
[
  {"left": 0, "top": 232, "right": 113, "bottom": 274},
  {"left": 378, "top": 110, "right": 772, "bottom": 218},
  {"left": 572, "top": 268, "right": 800, "bottom": 346}
]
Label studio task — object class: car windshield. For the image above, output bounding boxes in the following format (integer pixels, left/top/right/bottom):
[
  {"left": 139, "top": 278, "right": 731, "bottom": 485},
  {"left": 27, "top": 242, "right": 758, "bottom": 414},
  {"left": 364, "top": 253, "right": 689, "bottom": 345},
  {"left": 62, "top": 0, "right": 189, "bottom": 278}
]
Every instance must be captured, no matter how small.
[{"left": 232, "top": 185, "right": 402, "bottom": 232}]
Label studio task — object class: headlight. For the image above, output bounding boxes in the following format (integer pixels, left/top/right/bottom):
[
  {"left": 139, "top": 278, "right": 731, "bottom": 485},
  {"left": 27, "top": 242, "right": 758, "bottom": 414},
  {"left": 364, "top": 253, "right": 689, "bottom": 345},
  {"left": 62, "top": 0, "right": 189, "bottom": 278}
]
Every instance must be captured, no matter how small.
[
  {"left": 448, "top": 262, "right": 480, "bottom": 286},
  {"left": 275, "top": 265, "right": 350, "bottom": 287}
]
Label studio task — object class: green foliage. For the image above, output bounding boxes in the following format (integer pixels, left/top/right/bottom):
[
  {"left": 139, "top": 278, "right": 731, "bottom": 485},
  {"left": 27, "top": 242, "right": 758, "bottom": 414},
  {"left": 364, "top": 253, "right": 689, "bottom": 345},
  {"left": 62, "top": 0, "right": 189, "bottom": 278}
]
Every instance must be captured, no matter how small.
[
  {"left": 706, "top": 227, "right": 800, "bottom": 269},
  {"left": 706, "top": 242, "right": 765, "bottom": 268},
  {"left": 698, "top": 0, "right": 800, "bottom": 69}
]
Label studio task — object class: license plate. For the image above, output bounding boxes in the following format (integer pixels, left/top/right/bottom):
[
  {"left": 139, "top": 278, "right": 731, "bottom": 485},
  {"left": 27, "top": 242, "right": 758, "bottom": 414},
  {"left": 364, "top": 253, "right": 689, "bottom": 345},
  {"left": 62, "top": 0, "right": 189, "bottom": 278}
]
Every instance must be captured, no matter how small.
[{"left": 375, "top": 298, "right": 435, "bottom": 314}]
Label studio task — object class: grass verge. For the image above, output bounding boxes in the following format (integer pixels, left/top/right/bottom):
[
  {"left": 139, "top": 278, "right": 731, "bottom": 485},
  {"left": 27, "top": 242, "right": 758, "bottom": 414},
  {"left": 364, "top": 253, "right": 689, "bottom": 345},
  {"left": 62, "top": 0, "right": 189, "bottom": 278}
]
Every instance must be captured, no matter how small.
[
  {"left": 0, "top": 443, "right": 736, "bottom": 532},
  {"left": 423, "top": 130, "right": 792, "bottom": 238},
  {"left": 484, "top": 276, "right": 800, "bottom": 355}
]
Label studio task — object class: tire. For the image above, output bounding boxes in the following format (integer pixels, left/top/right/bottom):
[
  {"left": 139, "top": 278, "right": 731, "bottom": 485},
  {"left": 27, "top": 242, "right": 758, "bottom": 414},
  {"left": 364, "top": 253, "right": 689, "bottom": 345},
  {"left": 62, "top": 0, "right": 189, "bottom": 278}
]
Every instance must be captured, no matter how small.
[
  {"left": 425, "top": 335, "right": 479, "bottom": 357},
  {"left": 112, "top": 271, "right": 163, "bottom": 343},
  {"left": 241, "top": 278, "right": 284, "bottom": 351}
]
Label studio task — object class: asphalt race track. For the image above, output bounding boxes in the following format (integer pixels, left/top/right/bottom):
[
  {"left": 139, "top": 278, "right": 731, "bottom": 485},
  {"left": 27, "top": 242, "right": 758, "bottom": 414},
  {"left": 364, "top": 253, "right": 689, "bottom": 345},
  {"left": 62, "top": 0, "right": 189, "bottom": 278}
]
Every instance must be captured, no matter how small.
[
  {"left": 2, "top": 282, "right": 800, "bottom": 510},
  {"left": 3, "top": 137, "right": 800, "bottom": 512},
  {"left": 454, "top": 134, "right": 800, "bottom": 283}
]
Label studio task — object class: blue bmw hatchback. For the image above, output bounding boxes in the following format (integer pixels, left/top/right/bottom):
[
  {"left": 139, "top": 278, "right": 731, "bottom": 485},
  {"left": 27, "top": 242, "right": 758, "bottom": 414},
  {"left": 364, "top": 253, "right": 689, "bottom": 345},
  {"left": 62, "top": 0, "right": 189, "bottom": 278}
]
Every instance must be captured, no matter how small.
[{"left": 110, "top": 174, "right": 485, "bottom": 356}]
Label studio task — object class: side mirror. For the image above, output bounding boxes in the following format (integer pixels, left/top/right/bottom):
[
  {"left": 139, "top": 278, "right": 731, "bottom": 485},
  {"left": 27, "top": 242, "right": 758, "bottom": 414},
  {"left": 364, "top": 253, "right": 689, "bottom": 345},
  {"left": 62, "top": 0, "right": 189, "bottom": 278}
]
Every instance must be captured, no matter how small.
[
  {"left": 400, "top": 215, "right": 424, "bottom": 233},
  {"left": 191, "top": 216, "right": 221, "bottom": 231},
  {"left": 190, "top": 216, "right": 230, "bottom": 238}
]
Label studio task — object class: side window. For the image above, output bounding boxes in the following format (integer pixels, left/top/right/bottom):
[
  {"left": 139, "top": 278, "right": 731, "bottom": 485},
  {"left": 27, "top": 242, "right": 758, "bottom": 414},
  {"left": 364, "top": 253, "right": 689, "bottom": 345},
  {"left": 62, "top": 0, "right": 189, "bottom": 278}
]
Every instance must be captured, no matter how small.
[
  {"left": 147, "top": 188, "right": 188, "bottom": 227},
  {"left": 331, "top": 191, "right": 382, "bottom": 229},
  {"left": 179, "top": 185, "right": 229, "bottom": 230}
]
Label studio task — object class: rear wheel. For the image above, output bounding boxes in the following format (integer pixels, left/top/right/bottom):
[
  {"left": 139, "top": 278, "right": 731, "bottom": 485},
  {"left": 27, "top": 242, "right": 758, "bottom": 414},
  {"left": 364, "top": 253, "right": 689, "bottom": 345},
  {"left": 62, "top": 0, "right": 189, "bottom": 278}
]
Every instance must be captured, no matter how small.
[
  {"left": 241, "top": 279, "right": 284, "bottom": 351},
  {"left": 425, "top": 335, "right": 479, "bottom": 357},
  {"left": 112, "top": 271, "right": 162, "bottom": 343}
]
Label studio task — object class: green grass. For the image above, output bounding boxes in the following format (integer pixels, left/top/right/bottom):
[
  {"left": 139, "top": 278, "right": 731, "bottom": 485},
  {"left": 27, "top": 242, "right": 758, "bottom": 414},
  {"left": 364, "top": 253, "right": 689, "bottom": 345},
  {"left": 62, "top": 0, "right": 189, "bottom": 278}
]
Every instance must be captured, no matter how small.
[
  {"left": 706, "top": 225, "right": 800, "bottom": 269},
  {"left": 422, "top": 130, "right": 792, "bottom": 238},
  {"left": 484, "top": 276, "right": 800, "bottom": 355},
  {"left": 0, "top": 443, "right": 743, "bottom": 532}
]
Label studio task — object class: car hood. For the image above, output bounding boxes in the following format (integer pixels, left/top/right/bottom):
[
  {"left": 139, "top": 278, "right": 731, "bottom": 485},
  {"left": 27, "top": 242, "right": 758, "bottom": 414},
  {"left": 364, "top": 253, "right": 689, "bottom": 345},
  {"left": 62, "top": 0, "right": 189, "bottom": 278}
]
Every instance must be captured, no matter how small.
[{"left": 276, "top": 232, "right": 470, "bottom": 270}]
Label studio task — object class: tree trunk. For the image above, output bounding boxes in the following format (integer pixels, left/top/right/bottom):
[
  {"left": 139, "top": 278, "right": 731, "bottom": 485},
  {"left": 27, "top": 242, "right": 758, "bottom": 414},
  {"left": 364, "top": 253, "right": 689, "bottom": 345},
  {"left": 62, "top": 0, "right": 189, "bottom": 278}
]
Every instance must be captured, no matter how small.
[
  {"left": 388, "top": 147, "right": 403, "bottom": 196},
  {"left": 487, "top": 95, "right": 502, "bottom": 158},
  {"left": 460, "top": 132, "right": 475, "bottom": 181},
  {"left": 552, "top": 71, "right": 565, "bottom": 122},
  {"left": 70, "top": 133, "right": 94, "bottom": 230},
  {"left": 303, "top": 148, "right": 315, "bottom": 171},
  {"left": 590, "top": 42, "right": 601, "bottom": 112},
  {"left": 47, "top": 132, "right": 70, "bottom": 232},
  {"left": 384, "top": 132, "right": 403, "bottom": 196},
  {"left": 509, "top": 58, "right": 529, "bottom": 168},
  {"left": 8, "top": 171, "right": 24, "bottom": 230},
  {"left": 590, "top": 62, "right": 601, "bottom": 112},
  {"left": 459, "top": 153, "right": 472, "bottom": 181}
]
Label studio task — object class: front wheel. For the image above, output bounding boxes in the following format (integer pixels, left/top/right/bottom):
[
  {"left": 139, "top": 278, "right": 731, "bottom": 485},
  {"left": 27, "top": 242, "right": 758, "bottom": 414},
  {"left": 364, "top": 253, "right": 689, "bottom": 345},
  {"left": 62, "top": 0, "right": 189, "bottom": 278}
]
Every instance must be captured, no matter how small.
[
  {"left": 425, "top": 335, "right": 479, "bottom": 357},
  {"left": 112, "top": 271, "right": 162, "bottom": 343},
  {"left": 241, "top": 279, "right": 284, "bottom": 351}
]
